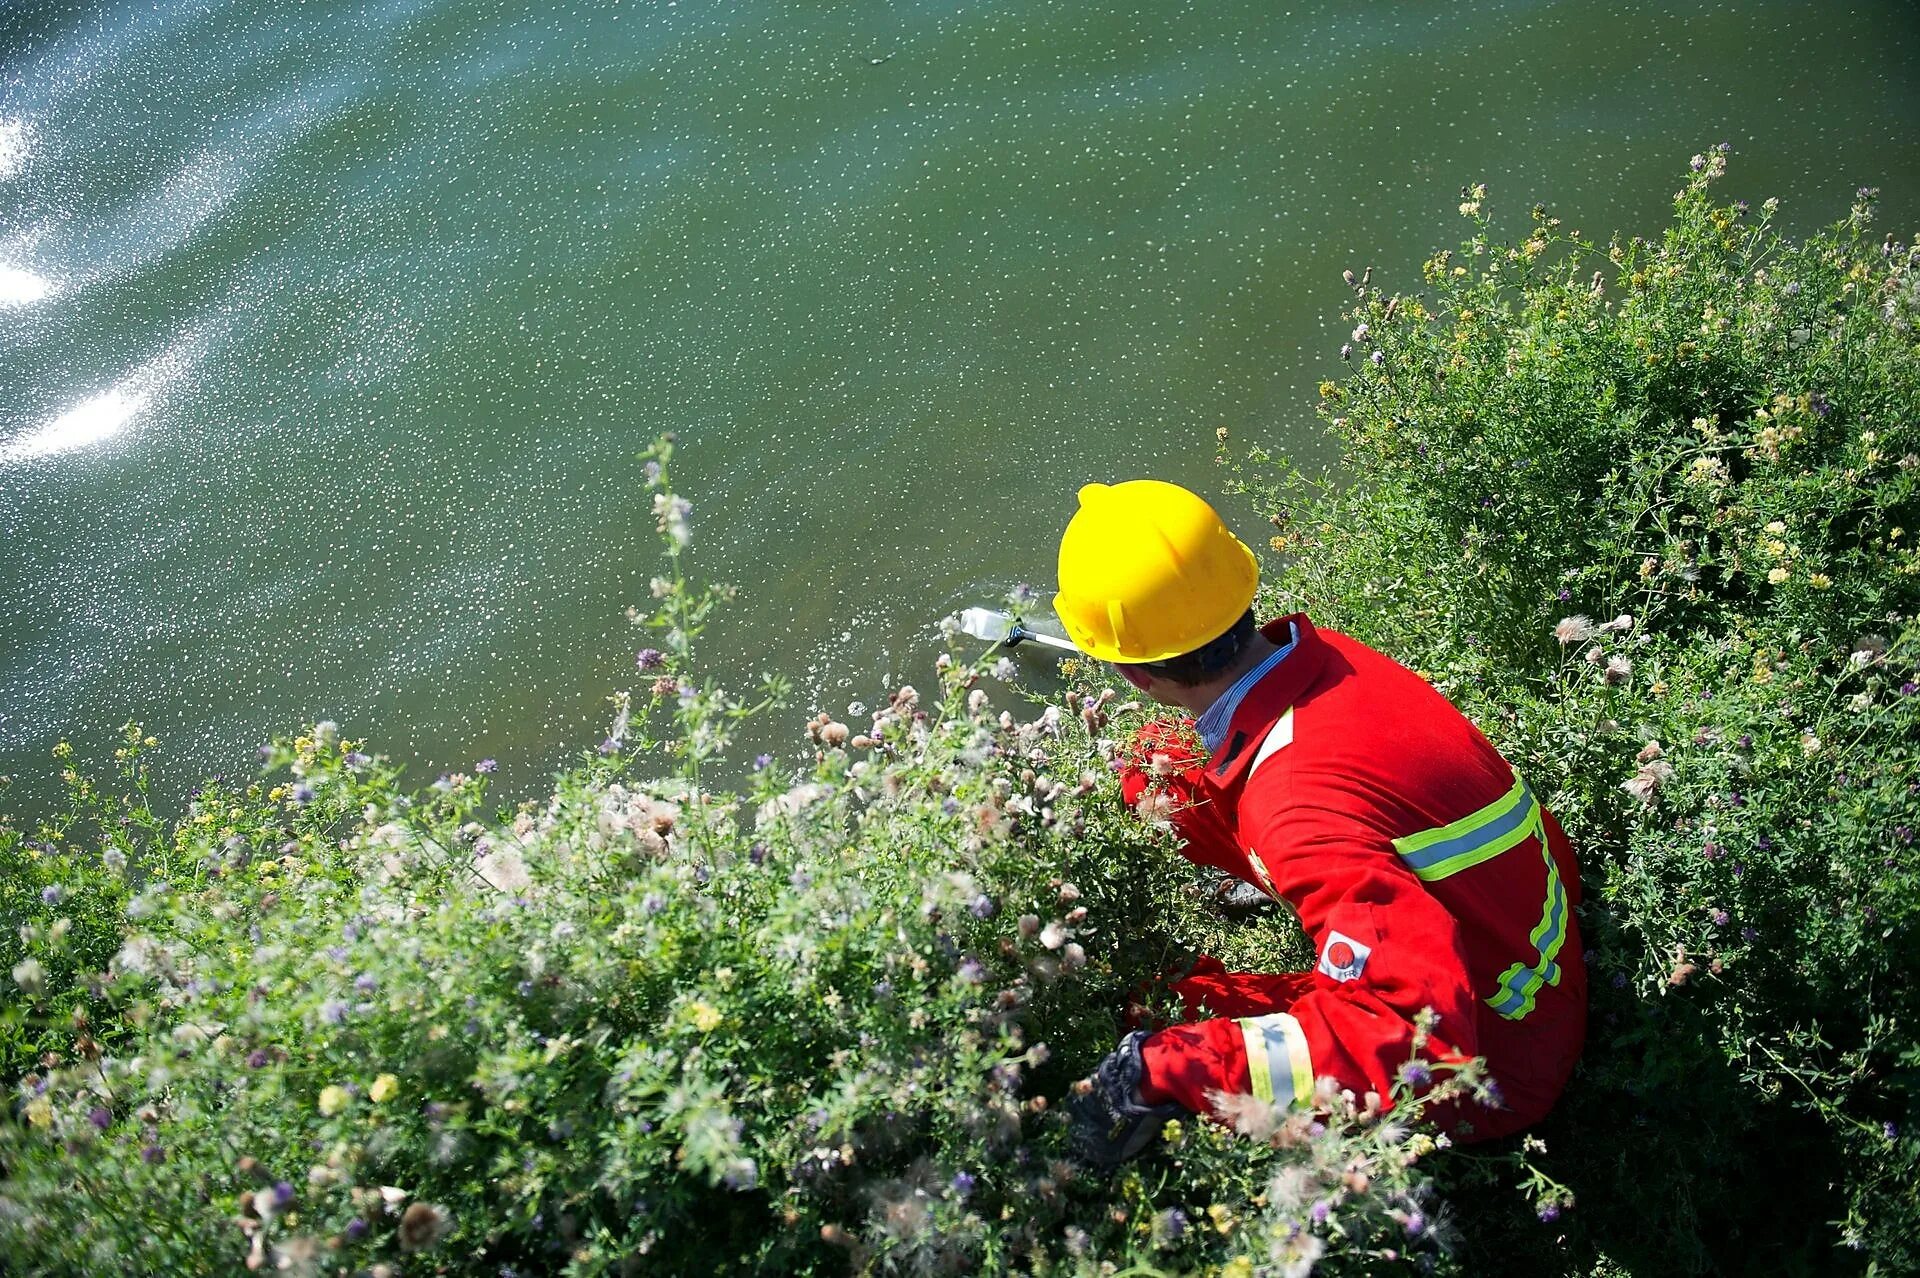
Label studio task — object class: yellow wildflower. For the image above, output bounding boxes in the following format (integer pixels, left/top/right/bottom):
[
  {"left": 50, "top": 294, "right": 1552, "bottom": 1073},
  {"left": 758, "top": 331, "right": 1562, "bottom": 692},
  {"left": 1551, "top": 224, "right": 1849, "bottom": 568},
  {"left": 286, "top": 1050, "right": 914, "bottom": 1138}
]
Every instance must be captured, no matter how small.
[
  {"left": 369, "top": 1074, "right": 400, "bottom": 1104},
  {"left": 318, "top": 1085, "right": 350, "bottom": 1117},
  {"left": 689, "top": 1001, "right": 723, "bottom": 1034}
]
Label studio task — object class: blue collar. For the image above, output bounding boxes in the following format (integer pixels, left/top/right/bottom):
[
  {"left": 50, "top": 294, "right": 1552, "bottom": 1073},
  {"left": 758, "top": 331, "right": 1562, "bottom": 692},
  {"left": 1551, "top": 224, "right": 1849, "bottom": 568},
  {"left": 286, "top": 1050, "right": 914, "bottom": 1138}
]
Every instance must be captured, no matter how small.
[{"left": 1193, "top": 621, "right": 1299, "bottom": 752}]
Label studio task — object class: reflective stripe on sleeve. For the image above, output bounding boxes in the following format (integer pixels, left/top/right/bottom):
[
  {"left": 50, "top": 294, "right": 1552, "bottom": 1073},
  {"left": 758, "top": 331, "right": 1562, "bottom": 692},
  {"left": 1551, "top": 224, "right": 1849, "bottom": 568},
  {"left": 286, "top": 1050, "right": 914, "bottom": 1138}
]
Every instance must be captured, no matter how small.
[
  {"left": 1391, "top": 772, "right": 1540, "bottom": 882},
  {"left": 1236, "top": 1012, "right": 1313, "bottom": 1107}
]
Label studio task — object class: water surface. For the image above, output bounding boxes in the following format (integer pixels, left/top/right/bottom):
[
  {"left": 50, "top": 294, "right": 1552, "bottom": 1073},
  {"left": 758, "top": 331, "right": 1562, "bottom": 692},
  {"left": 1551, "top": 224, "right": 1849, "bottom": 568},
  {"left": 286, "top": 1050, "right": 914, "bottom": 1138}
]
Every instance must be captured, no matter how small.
[{"left": 3, "top": 0, "right": 1917, "bottom": 806}]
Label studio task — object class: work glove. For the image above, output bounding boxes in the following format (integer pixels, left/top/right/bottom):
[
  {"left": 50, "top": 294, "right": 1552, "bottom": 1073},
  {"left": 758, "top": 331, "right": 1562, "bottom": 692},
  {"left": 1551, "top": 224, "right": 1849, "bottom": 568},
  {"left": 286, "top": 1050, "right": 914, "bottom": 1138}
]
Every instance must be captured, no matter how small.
[
  {"left": 1067, "top": 1030, "right": 1187, "bottom": 1172},
  {"left": 1211, "top": 875, "right": 1276, "bottom": 919}
]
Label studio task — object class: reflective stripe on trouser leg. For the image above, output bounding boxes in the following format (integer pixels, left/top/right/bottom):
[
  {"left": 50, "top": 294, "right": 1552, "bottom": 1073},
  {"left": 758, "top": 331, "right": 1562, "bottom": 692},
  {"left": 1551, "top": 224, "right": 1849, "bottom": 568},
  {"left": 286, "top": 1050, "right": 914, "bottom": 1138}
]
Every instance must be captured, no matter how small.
[
  {"left": 1236, "top": 1012, "right": 1314, "bottom": 1106},
  {"left": 1485, "top": 832, "right": 1569, "bottom": 1021}
]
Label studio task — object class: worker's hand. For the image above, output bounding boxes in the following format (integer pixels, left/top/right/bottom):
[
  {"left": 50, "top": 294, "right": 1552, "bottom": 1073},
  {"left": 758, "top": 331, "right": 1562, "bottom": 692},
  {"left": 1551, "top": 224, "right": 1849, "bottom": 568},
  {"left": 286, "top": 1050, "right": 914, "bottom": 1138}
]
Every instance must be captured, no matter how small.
[
  {"left": 1212, "top": 875, "right": 1275, "bottom": 919},
  {"left": 1066, "top": 1030, "right": 1188, "bottom": 1172}
]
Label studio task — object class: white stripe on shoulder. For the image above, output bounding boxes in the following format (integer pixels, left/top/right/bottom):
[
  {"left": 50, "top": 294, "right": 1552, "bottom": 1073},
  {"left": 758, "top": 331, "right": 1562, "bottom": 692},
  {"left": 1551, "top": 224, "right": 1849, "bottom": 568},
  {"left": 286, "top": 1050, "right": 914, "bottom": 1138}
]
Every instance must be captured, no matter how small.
[{"left": 1247, "top": 706, "right": 1295, "bottom": 778}]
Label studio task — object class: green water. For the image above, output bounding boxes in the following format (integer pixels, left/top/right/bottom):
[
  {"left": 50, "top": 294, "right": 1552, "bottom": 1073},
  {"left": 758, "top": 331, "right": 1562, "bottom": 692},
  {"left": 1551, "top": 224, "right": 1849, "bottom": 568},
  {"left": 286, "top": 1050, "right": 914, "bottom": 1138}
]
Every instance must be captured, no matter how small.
[{"left": 3, "top": 0, "right": 1918, "bottom": 807}]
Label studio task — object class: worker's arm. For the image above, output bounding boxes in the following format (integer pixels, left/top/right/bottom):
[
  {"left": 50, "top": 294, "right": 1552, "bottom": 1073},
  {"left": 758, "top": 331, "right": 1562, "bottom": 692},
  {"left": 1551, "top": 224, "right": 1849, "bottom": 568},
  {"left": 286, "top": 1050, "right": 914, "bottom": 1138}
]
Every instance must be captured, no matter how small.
[{"left": 1135, "top": 800, "right": 1481, "bottom": 1116}]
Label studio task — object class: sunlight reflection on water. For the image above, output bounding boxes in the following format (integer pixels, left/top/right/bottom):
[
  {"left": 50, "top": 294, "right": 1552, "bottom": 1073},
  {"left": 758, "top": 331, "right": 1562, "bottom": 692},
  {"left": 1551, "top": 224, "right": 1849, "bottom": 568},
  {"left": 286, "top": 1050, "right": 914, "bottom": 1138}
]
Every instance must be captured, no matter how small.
[
  {"left": 0, "top": 263, "right": 53, "bottom": 306},
  {"left": 0, "top": 119, "right": 28, "bottom": 180},
  {"left": 0, "top": 334, "right": 201, "bottom": 464}
]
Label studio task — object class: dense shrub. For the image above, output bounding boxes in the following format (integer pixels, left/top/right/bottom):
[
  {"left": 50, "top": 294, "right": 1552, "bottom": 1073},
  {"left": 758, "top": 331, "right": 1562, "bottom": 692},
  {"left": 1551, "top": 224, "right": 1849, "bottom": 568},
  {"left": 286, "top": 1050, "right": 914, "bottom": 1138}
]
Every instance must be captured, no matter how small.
[
  {"left": 1228, "top": 149, "right": 1919, "bottom": 1273},
  {"left": 0, "top": 446, "right": 1478, "bottom": 1277},
  {"left": 3, "top": 153, "right": 1916, "bottom": 1276}
]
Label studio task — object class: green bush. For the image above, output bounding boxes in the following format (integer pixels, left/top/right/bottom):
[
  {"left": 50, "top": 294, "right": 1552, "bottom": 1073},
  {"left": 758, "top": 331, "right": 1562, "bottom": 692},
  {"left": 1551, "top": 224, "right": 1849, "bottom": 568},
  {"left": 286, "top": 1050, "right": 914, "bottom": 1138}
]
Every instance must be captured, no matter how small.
[
  {"left": 1228, "top": 149, "right": 1919, "bottom": 1273},
  {"left": 4, "top": 152, "right": 1916, "bottom": 1277},
  {"left": 0, "top": 445, "right": 1476, "bottom": 1277}
]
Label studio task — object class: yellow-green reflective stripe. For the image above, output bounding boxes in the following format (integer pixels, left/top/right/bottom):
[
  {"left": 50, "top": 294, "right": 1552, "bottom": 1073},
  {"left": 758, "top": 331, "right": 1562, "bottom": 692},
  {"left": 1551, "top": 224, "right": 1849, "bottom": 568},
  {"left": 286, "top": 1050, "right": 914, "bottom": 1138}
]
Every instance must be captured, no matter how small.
[
  {"left": 1239, "top": 1018, "right": 1275, "bottom": 1104},
  {"left": 1486, "top": 841, "right": 1570, "bottom": 1021},
  {"left": 1237, "top": 1013, "right": 1313, "bottom": 1106},
  {"left": 1393, "top": 773, "right": 1540, "bottom": 882}
]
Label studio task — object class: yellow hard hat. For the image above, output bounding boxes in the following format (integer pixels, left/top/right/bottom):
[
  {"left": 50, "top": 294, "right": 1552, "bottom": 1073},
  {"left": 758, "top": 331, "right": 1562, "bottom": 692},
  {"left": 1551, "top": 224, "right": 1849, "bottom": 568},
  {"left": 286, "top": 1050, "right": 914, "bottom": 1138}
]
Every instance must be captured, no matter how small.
[{"left": 1054, "top": 480, "right": 1259, "bottom": 663}]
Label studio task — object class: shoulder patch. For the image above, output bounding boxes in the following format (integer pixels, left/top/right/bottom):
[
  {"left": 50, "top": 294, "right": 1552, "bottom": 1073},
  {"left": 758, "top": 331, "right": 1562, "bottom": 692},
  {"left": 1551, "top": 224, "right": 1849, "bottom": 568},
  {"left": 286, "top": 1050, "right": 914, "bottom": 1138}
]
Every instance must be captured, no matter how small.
[{"left": 1317, "top": 930, "right": 1371, "bottom": 982}]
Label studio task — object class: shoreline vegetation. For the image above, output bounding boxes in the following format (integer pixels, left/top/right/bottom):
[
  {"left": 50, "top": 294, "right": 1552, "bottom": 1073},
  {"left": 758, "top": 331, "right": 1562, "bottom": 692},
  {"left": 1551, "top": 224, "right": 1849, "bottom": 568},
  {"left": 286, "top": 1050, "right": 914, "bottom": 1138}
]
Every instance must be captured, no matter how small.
[{"left": 4, "top": 153, "right": 1917, "bottom": 1276}]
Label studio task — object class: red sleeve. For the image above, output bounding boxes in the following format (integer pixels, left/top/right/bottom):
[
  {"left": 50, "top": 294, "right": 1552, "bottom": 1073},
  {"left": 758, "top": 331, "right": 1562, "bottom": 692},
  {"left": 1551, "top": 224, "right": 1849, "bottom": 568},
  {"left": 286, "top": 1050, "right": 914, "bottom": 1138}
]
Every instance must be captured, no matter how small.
[
  {"left": 1136, "top": 798, "right": 1480, "bottom": 1116},
  {"left": 1255, "top": 797, "right": 1481, "bottom": 1096}
]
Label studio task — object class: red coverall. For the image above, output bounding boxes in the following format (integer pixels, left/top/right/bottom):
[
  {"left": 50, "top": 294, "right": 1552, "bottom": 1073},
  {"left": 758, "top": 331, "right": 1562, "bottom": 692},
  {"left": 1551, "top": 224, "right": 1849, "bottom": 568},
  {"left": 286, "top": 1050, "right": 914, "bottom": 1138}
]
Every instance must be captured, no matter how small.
[{"left": 1120, "top": 615, "right": 1586, "bottom": 1141}]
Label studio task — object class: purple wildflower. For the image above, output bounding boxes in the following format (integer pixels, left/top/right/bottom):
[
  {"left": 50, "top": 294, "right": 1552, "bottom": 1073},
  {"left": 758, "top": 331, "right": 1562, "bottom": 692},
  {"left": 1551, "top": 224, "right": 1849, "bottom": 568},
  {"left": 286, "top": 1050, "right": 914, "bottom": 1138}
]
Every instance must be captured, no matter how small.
[
  {"left": 140, "top": 1144, "right": 164, "bottom": 1164},
  {"left": 326, "top": 946, "right": 348, "bottom": 963},
  {"left": 1398, "top": 1061, "right": 1433, "bottom": 1088},
  {"left": 968, "top": 893, "right": 997, "bottom": 920},
  {"left": 956, "top": 958, "right": 986, "bottom": 985},
  {"left": 1370, "top": 349, "right": 1385, "bottom": 366},
  {"left": 1711, "top": 909, "right": 1731, "bottom": 928},
  {"left": 748, "top": 842, "right": 769, "bottom": 865},
  {"left": 1539, "top": 1203, "right": 1561, "bottom": 1223},
  {"left": 40, "top": 884, "right": 64, "bottom": 905},
  {"left": 1886, "top": 1122, "right": 1901, "bottom": 1141},
  {"left": 872, "top": 979, "right": 893, "bottom": 999},
  {"left": 1689, "top": 154, "right": 1706, "bottom": 172},
  {"left": 1557, "top": 588, "right": 1572, "bottom": 602},
  {"left": 345, "top": 1217, "right": 369, "bottom": 1241},
  {"left": 642, "top": 893, "right": 666, "bottom": 916},
  {"left": 753, "top": 753, "right": 772, "bottom": 770},
  {"left": 475, "top": 758, "right": 497, "bottom": 775},
  {"left": 951, "top": 1171, "right": 976, "bottom": 1198},
  {"left": 1310, "top": 1201, "right": 1331, "bottom": 1225},
  {"left": 353, "top": 973, "right": 377, "bottom": 995},
  {"left": 1809, "top": 392, "right": 1830, "bottom": 417},
  {"left": 290, "top": 783, "right": 315, "bottom": 804},
  {"left": 246, "top": 1049, "right": 270, "bottom": 1069},
  {"left": 1901, "top": 682, "right": 1917, "bottom": 696},
  {"left": 320, "top": 1000, "right": 348, "bottom": 1025},
  {"left": 1741, "top": 926, "right": 1759, "bottom": 943},
  {"left": 344, "top": 750, "right": 369, "bottom": 768},
  {"left": 89, "top": 1106, "right": 111, "bottom": 1131},
  {"left": 636, "top": 648, "right": 666, "bottom": 671},
  {"left": 1896, "top": 826, "right": 1913, "bottom": 844},
  {"left": 1405, "top": 1211, "right": 1427, "bottom": 1236},
  {"left": 272, "top": 1181, "right": 295, "bottom": 1208},
  {"left": 599, "top": 737, "right": 622, "bottom": 755}
]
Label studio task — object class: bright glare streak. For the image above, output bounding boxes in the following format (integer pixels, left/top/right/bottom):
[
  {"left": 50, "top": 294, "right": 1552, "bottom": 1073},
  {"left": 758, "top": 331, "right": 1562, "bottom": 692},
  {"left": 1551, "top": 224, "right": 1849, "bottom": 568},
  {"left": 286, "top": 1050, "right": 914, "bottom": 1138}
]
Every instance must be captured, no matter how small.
[
  {"left": 0, "top": 264, "right": 52, "bottom": 306},
  {"left": 0, "top": 119, "right": 27, "bottom": 180},
  {"left": 0, "top": 389, "right": 151, "bottom": 463}
]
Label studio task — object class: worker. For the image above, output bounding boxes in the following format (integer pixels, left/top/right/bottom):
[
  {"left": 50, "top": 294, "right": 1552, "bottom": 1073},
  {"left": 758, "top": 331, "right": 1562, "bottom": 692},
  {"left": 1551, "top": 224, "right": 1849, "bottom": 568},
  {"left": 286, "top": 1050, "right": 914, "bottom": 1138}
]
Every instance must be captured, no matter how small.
[{"left": 1055, "top": 479, "right": 1586, "bottom": 1168}]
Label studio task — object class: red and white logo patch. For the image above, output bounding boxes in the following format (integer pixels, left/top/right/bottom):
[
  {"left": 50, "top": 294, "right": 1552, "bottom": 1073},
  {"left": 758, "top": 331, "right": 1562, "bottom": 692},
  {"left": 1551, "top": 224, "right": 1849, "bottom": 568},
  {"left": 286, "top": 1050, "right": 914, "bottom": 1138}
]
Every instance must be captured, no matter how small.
[{"left": 1317, "top": 931, "right": 1372, "bottom": 982}]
